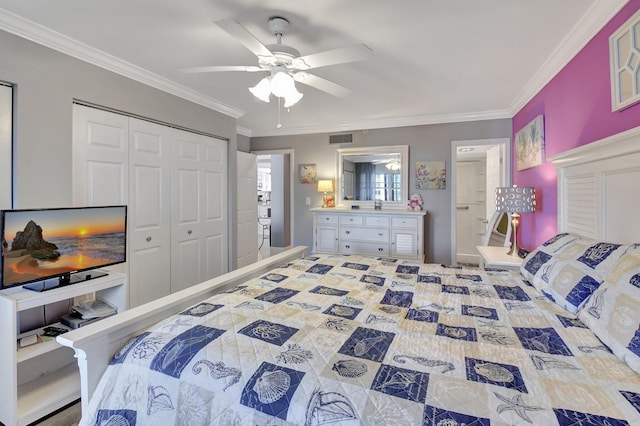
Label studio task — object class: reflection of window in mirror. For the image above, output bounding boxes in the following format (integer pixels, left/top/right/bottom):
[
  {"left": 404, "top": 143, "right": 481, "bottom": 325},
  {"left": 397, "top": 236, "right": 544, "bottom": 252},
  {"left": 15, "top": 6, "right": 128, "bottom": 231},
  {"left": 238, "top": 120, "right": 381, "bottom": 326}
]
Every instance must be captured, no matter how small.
[{"left": 337, "top": 145, "right": 408, "bottom": 208}]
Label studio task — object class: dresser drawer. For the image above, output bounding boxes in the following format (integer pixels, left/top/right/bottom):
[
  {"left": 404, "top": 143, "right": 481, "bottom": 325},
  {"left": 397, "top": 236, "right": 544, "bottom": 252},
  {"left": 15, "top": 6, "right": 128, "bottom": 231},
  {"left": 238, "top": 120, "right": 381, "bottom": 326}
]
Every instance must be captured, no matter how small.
[
  {"left": 340, "top": 215, "right": 364, "bottom": 225},
  {"left": 391, "top": 217, "right": 419, "bottom": 229},
  {"left": 365, "top": 216, "right": 390, "bottom": 227},
  {"left": 341, "top": 241, "right": 389, "bottom": 256},
  {"left": 341, "top": 227, "right": 389, "bottom": 242},
  {"left": 317, "top": 214, "right": 339, "bottom": 224}
]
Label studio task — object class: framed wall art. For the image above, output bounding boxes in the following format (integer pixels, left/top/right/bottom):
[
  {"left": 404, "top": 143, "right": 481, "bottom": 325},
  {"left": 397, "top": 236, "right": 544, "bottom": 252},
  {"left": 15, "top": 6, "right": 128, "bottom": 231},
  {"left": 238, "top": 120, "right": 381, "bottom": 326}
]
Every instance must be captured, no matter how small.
[
  {"left": 515, "top": 115, "right": 545, "bottom": 171},
  {"left": 610, "top": 9, "right": 640, "bottom": 111},
  {"left": 416, "top": 161, "right": 446, "bottom": 189},
  {"left": 299, "top": 163, "right": 317, "bottom": 184}
]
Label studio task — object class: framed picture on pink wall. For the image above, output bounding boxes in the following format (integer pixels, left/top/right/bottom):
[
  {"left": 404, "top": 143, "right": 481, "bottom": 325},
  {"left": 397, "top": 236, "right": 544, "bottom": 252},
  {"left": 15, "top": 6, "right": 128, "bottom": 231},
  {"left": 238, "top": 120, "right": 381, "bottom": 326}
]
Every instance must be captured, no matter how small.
[{"left": 515, "top": 115, "right": 545, "bottom": 171}]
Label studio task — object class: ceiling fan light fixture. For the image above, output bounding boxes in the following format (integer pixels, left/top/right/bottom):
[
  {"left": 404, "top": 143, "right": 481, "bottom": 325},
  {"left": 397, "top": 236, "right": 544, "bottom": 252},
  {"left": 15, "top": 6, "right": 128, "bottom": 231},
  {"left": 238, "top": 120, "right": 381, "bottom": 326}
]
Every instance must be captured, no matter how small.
[
  {"left": 249, "top": 77, "right": 272, "bottom": 103},
  {"left": 283, "top": 90, "right": 303, "bottom": 108}
]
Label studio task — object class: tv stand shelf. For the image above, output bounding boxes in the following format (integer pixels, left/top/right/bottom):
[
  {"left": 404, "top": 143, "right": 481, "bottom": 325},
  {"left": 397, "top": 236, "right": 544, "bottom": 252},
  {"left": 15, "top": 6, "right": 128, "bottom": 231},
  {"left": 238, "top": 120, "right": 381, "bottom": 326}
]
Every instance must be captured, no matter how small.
[{"left": 0, "top": 272, "right": 127, "bottom": 426}]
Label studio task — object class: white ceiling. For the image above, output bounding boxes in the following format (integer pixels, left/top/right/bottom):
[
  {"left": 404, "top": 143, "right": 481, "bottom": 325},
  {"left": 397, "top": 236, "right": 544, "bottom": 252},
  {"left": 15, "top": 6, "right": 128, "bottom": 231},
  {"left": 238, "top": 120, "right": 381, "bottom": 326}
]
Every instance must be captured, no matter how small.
[{"left": 0, "top": 1, "right": 628, "bottom": 137}]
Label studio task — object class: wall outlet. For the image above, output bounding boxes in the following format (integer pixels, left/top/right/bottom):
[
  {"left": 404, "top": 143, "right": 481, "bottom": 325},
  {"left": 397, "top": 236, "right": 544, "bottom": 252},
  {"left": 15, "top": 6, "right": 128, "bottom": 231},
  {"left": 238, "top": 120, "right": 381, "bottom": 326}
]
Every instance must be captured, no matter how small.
[{"left": 305, "top": 197, "right": 311, "bottom": 206}]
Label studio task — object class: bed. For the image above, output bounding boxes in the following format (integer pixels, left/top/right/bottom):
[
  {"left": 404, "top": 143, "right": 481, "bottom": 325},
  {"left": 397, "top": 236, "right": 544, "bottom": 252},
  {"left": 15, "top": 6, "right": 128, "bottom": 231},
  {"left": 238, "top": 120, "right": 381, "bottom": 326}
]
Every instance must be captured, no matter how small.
[{"left": 58, "top": 125, "right": 640, "bottom": 425}]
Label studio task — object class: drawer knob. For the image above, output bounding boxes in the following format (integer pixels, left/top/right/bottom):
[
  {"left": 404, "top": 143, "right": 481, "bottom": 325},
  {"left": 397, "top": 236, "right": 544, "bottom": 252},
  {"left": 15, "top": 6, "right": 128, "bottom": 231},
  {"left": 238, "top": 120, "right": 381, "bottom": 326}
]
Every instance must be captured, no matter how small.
[
  {"left": 378, "top": 248, "right": 383, "bottom": 252},
  {"left": 345, "top": 231, "right": 350, "bottom": 235},
  {"left": 146, "top": 236, "right": 152, "bottom": 242},
  {"left": 378, "top": 233, "right": 383, "bottom": 236},
  {"left": 325, "top": 217, "right": 330, "bottom": 221},
  {"left": 345, "top": 245, "right": 350, "bottom": 249},
  {"left": 187, "top": 229, "right": 192, "bottom": 235}
]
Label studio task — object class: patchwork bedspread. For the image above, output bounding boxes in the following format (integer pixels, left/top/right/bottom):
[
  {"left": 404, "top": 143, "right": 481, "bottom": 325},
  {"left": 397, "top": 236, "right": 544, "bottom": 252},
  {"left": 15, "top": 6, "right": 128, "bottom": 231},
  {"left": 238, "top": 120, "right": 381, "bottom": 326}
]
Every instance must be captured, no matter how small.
[{"left": 82, "top": 254, "right": 640, "bottom": 425}]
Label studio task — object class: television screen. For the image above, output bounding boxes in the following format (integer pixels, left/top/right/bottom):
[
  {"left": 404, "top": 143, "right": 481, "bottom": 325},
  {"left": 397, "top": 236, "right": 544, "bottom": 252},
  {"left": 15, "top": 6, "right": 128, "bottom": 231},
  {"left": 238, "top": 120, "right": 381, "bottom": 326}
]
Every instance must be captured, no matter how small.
[{"left": 1, "top": 205, "right": 127, "bottom": 290}]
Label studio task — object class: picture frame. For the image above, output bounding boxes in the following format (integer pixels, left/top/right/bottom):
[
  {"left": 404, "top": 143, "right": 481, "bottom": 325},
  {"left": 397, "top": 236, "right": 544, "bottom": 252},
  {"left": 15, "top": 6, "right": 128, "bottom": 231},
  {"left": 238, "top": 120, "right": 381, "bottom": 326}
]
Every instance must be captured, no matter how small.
[
  {"left": 609, "top": 9, "right": 640, "bottom": 112},
  {"left": 299, "top": 163, "right": 317, "bottom": 184},
  {"left": 515, "top": 115, "right": 545, "bottom": 171},
  {"left": 415, "top": 161, "right": 446, "bottom": 189}
]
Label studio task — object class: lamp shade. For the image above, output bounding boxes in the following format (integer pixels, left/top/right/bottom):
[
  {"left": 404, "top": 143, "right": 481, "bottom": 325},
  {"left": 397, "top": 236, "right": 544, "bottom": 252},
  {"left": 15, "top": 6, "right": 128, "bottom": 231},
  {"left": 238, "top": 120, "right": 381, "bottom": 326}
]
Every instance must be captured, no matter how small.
[
  {"left": 317, "top": 180, "right": 333, "bottom": 193},
  {"left": 496, "top": 186, "right": 536, "bottom": 213}
]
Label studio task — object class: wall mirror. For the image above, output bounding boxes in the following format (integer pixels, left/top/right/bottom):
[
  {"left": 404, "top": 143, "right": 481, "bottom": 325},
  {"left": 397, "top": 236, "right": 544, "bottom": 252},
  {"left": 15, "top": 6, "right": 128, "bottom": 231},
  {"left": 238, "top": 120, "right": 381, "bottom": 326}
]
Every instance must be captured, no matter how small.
[{"left": 336, "top": 145, "right": 409, "bottom": 209}]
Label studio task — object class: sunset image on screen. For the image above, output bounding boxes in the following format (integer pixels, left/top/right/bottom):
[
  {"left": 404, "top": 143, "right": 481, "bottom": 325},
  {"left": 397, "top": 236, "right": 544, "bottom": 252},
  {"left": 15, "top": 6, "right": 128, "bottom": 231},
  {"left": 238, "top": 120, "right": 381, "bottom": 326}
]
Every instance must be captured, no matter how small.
[{"left": 2, "top": 206, "right": 127, "bottom": 287}]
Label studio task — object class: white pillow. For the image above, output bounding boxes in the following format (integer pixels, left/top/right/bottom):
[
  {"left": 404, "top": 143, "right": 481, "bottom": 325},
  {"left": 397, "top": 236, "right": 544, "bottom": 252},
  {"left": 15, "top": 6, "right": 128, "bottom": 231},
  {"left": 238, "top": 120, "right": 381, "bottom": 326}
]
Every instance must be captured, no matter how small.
[
  {"left": 520, "top": 233, "right": 626, "bottom": 313},
  {"left": 578, "top": 244, "right": 640, "bottom": 373}
]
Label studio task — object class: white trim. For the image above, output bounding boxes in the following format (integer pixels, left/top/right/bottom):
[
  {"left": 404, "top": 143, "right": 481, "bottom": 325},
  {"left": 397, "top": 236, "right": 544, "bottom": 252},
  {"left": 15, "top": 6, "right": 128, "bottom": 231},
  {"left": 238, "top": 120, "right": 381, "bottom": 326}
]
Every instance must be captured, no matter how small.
[
  {"left": 250, "top": 149, "right": 295, "bottom": 246},
  {"left": 450, "top": 138, "right": 511, "bottom": 265},
  {"left": 548, "top": 125, "right": 640, "bottom": 167},
  {"left": 0, "top": 8, "right": 245, "bottom": 119},
  {"left": 0, "top": 1, "right": 628, "bottom": 137},
  {"left": 550, "top": 124, "right": 640, "bottom": 243},
  {"left": 508, "top": 0, "right": 629, "bottom": 115}
]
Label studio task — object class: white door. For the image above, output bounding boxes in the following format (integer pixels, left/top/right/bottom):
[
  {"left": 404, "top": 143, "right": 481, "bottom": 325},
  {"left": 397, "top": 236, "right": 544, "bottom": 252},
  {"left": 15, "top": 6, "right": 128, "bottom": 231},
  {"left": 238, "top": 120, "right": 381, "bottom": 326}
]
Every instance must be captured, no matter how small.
[
  {"left": 1, "top": 85, "right": 12, "bottom": 210},
  {"left": 237, "top": 151, "right": 258, "bottom": 268},
  {"left": 455, "top": 160, "right": 486, "bottom": 264},
  {"left": 485, "top": 145, "right": 502, "bottom": 226},
  {"left": 72, "top": 104, "right": 129, "bottom": 206},
  {"left": 171, "top": 132, "right": 227, "bottom": 292},
  {"left": 128, "top": 118, "right": 172, "bottom": 306}
]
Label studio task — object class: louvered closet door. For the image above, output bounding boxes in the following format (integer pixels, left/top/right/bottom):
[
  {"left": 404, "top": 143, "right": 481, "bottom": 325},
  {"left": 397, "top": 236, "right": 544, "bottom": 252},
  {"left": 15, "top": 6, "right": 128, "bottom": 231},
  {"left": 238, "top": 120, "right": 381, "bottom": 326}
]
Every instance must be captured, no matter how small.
[
  {"left": 170, "top": 131, "right": 227, "bottom": 292},
  {"left": 128, "top": 118, "right": 172, "bottom": 306}
]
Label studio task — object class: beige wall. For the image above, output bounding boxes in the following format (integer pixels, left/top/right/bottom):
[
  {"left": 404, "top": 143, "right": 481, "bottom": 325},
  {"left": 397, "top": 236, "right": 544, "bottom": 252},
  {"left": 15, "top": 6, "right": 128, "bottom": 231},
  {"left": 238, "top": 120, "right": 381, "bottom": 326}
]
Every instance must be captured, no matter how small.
[{"left": 251, "top": 119, "right": 512, "bottom": 264}]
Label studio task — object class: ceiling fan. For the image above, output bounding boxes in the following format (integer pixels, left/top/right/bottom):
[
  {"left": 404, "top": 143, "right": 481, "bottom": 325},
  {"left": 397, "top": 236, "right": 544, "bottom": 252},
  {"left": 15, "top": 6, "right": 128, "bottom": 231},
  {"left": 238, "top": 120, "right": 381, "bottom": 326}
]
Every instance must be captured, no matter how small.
[{"left": 180, "top": 16, "right": 372, "bottom": 107}]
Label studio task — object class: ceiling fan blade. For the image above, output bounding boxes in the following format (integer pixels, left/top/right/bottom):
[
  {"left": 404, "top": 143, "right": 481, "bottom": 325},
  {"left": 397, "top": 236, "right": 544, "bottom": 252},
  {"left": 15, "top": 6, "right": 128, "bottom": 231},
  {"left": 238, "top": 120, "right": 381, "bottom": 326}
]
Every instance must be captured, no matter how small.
[
  {"left": 215, "top": 19, "right": 275, "bottom": 59},
  {"left": 293, "top": 44, "right": 372, "bottom": 70},
  {"left": 295, "top": 73, "right": 352, "bottom": 98},
  {"left": 180, "top": 65, "right": 266, "bottom": 73}
]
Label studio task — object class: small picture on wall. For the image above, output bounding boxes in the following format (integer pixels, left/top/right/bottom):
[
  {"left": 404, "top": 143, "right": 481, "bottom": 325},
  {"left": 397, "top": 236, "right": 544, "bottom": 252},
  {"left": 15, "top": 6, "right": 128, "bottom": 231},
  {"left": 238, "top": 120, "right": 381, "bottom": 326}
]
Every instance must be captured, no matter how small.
[
  {"left": 516, "top": 115, "right": 545, "bottom": 171},
  {"left": 299, "top": 164, "right": 317, "bottom": 184},
  {"left": 416, "top": 161, "right": 446, "bottom": 189}
]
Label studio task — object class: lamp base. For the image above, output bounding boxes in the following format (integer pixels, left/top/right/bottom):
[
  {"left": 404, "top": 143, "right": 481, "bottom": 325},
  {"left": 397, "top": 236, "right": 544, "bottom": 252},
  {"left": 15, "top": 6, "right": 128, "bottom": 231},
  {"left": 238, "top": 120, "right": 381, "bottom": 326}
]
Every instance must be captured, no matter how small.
[{"left": 507, "top": 212, "right": 521, "bottom": 257}]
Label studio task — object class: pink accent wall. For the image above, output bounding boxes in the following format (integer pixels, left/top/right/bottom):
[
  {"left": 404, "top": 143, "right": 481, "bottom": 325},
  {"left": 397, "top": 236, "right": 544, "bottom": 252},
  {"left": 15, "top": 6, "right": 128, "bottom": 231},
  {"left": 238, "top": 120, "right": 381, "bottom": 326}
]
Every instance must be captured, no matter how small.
[{"left": 513, "top": 0, "right": 640, "bottom": 249}]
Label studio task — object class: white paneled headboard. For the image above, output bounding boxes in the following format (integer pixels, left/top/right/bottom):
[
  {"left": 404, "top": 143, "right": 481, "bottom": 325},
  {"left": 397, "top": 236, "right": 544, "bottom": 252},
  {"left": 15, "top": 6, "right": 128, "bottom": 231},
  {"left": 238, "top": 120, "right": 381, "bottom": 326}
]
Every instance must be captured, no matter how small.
[{"left": 549, "top": 125, "right": 640, "bottom": 244}]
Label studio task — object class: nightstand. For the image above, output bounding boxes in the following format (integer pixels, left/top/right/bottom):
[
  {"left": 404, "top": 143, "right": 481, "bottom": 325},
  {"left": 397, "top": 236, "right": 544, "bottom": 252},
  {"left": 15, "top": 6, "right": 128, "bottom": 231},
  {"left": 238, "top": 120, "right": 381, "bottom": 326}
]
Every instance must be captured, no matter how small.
[{"left": 476, "top": 245, "right": 523, "bottom": 270}]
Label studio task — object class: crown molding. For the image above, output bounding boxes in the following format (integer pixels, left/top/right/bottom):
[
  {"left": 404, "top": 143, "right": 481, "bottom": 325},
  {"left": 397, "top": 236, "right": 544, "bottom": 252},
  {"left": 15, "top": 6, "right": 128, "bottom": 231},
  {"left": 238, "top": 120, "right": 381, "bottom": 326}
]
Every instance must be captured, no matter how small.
[
  {"left": 508, "top": 0, "right": 629, "bottom": 115},
  {"left": 247, "top": 109, "right": 512, "bottom": 138},
  {"left": 236, "top": 126, "right": 252, "bottom": 137},
  {"left": 0, "top": 8, "right": 245, "bottom": 119}
]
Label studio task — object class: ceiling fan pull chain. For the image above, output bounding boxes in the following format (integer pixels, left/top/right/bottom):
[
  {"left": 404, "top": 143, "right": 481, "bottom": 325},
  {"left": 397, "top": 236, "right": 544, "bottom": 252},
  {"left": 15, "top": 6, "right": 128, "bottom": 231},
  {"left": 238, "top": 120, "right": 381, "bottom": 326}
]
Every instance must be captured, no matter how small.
[{"left": 277, "top": 97, "right": 282, "bottom": 129}]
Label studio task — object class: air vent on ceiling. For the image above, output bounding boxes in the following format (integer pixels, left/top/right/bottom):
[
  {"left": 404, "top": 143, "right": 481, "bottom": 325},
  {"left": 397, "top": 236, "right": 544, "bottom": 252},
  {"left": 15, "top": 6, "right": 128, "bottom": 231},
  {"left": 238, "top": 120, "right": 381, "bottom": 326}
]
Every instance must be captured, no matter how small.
[{"left": 329, "top": 133, "right": 353, "bottom": 145}]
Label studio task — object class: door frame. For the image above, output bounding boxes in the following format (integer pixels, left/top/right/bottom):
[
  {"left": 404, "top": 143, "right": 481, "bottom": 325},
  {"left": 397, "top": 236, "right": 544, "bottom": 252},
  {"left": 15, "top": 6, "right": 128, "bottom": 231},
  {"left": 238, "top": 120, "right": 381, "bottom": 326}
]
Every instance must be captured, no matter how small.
[
  {"left": 450, "top": 138, "right": 511, "bottom": 265},
  {"left": 251, "top": 148, "right": 295, "bottom": 247}
]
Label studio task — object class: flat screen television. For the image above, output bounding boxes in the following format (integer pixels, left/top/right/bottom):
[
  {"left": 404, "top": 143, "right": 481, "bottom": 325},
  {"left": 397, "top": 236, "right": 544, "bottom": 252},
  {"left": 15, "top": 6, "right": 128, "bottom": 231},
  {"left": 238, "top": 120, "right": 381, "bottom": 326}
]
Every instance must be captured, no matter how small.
[{"left": 1, "top": 205, "right": 127, "bottom": 291}]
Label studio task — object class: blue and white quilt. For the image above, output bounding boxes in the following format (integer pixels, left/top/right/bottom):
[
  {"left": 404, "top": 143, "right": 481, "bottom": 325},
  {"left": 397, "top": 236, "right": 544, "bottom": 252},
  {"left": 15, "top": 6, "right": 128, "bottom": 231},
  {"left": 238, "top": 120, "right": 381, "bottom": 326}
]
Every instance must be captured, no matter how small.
[{"left": 82, "top": 254, "right": 640, "bottom": 425}]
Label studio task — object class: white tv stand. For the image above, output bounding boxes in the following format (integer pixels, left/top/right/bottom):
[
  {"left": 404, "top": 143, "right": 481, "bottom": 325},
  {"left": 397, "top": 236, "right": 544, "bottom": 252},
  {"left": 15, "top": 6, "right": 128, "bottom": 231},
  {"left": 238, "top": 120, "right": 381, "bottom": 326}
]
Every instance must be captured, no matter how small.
[{"left": 0, "top": 272, "right": 127, "bottom": 426}]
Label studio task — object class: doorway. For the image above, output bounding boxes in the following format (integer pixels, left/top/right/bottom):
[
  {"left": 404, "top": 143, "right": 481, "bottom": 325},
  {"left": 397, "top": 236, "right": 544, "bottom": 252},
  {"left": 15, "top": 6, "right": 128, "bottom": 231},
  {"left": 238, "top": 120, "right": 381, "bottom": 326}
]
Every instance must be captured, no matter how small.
[
  {"left": 252, "top": 149, "right": 294, "bottom": 259},
  {"left": 450, "top": 138, "right": 510, "bottom": 265}
]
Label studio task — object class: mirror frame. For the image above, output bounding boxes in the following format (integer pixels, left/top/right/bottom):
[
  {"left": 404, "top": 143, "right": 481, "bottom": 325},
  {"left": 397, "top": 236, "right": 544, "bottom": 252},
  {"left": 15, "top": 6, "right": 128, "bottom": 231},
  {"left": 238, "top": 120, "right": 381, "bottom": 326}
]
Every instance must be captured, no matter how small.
[{"left": 336, "top": 145, "right": 409, "bottom": 209}]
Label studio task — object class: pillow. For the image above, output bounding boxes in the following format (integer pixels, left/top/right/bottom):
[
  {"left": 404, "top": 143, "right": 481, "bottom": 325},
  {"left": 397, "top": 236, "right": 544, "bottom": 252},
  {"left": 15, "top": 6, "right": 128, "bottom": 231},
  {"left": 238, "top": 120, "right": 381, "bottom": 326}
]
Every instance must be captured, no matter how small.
[
  {"left": 578, "top": 244, "right": 640, "bottom": 374},
  {"left": 520, "top": 233, "right": 626, "bottom": 313}
]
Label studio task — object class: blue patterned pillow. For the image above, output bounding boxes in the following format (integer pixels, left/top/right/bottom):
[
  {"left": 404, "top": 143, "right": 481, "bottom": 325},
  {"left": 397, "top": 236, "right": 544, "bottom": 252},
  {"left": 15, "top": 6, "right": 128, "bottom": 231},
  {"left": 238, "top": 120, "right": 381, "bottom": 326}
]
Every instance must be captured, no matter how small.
[
  {"left": 520, "top": 233, "right": 626, "bottom": 313},
  {"left": 578, "top": 244, "right": 640, "bottom": 373}
]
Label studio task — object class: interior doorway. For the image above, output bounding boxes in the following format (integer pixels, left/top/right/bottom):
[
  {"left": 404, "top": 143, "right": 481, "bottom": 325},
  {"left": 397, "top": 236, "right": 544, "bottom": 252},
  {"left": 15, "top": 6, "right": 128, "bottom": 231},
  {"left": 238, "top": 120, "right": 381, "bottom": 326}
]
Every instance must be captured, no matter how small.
[
  {"left": 252, "top": 149, "right": 294, "bottom": 258},
  {"left": 450, "top": 138, "right": 510, "bottom": 265}
]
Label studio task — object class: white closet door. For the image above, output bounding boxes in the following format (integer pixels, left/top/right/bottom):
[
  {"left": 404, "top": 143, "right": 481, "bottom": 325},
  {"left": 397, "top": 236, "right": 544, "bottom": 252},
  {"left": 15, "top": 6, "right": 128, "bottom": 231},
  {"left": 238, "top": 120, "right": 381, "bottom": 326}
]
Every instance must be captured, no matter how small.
[
  {"left": 237, "top": 151, "right": 258, "bottom": 268},
  {"left": 72, "top": 105, "right": 128, "bottom": 206},
  {"left": 128, "top": 118, "right": 172, "bottom": 306},
  {"left": 171, "top": 131, "right": 227, "bottom": 292}
]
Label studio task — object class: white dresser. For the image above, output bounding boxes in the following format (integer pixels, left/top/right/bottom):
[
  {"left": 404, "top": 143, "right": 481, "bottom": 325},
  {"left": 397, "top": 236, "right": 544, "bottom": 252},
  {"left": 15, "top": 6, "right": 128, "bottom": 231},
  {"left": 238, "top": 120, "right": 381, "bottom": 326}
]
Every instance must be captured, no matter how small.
[{"left": 311, "top": 208, "right": 427, "bottom": 261}]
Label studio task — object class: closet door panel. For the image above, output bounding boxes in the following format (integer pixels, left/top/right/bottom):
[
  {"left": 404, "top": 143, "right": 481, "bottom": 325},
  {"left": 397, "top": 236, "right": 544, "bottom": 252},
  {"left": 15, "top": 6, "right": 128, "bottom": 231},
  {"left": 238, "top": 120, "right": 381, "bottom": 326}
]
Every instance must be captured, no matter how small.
[
  {"left": 129, "top": 119, "right": 171, "bottom": 306},
  {"left": 200, "top": 137, "right": 227, "bottom": 279},
  {"left": 72, "top": 104, "right": 128, "bottom": 206}
]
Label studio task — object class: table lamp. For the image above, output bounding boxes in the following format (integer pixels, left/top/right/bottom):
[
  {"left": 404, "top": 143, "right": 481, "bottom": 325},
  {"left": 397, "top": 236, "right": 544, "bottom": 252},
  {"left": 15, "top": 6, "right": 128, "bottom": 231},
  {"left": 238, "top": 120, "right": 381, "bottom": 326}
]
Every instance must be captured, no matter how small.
[
  {"left": 317, "top": 180, "right": 333, "bottom": 208},
  {"left": 495, "top": 186, "right": 536, "bottom": 256}
]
